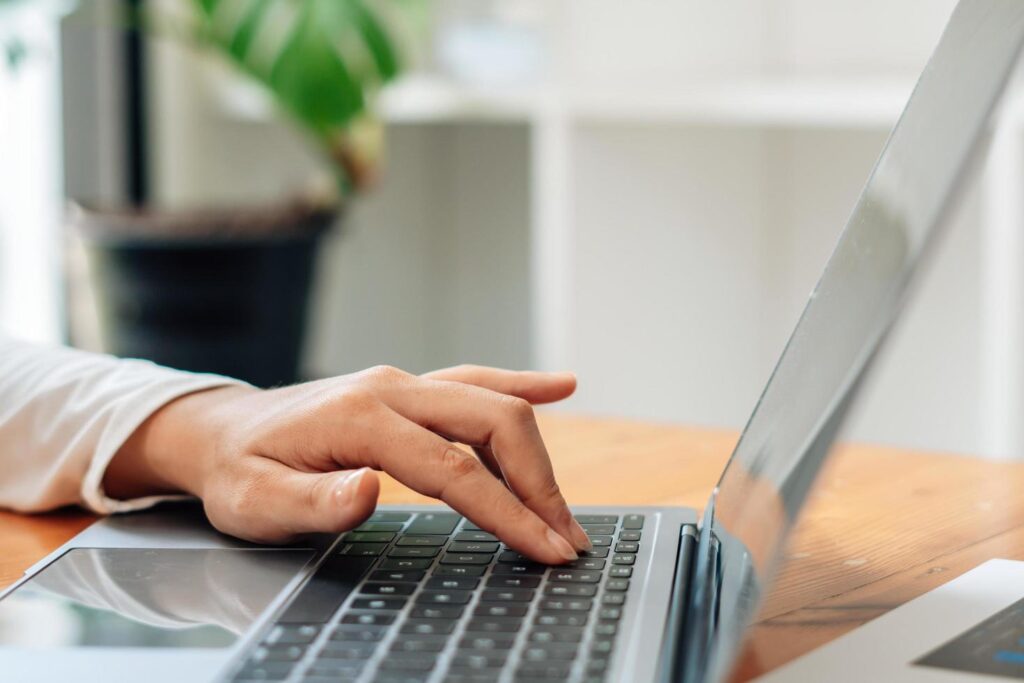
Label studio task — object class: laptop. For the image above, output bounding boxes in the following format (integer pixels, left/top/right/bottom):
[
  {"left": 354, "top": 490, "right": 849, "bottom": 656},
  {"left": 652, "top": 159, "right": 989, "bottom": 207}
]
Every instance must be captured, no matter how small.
[{"left": 1, "top": 1, "right": 1022, "bottom": 681}]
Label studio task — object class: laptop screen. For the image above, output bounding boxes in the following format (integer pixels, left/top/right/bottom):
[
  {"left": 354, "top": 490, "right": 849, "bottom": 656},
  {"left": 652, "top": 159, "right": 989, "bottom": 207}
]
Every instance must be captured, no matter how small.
[{"left": 704, "top": 1, "right": 1024, "bottom": 680}]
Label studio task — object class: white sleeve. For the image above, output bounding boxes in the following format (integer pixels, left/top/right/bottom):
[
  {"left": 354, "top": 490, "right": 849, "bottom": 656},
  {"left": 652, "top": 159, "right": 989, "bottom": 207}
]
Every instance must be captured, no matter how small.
[{"left": 0, "top": 336, "right": 246, "bottom": 514}]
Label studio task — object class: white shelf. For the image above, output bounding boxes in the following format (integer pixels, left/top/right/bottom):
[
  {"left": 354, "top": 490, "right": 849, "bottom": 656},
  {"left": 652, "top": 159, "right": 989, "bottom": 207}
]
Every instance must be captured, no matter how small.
[{"left": 217, "top": 73, "right": 919, "bottom": 130}]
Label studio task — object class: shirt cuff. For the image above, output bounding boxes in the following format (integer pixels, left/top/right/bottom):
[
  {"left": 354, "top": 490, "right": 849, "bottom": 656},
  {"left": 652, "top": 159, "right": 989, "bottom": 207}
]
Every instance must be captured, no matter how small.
[{"left": 80, "top": 374, "right": 247, "bottom": 515}]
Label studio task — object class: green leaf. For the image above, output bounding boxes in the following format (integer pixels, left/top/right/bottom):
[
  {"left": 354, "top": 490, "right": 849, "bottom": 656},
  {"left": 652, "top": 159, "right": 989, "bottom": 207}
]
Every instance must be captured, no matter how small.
[
  {"left": 347, "top": 0, "right": 399, "bottom": 80},
  {"left": 268, "top": 0, "right": 363, "bottom": 133},
  {"left": 226, "top": 0, "right": 272, "bottom": 62}
]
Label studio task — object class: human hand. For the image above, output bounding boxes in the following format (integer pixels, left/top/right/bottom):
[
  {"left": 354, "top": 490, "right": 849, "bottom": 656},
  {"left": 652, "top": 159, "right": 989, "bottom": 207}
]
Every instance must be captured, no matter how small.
[{"left": 104, "top": 365, "right": 590, "bottom": 564}]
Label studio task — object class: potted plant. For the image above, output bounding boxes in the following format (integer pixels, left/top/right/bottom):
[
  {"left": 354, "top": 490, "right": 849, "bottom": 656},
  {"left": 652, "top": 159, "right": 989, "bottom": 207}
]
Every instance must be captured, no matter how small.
[{"left": 72, "top": 0, "right": 405, "bottom": 387}]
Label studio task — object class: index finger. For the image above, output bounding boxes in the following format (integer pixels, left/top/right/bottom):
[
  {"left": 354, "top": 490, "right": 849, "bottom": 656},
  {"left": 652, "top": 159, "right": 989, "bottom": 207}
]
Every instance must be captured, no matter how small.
[
  {"left": 379, "top": 376, "right": 592, "bottom": 552},
  {"left": 351, "top": 406, "right": 580, "bottom": 564}
]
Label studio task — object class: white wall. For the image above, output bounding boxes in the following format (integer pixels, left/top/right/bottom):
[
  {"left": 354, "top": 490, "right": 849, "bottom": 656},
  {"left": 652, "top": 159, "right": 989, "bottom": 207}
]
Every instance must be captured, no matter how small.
[{"left": 143, "top": 0, "right": 1016, "bottom": 459}]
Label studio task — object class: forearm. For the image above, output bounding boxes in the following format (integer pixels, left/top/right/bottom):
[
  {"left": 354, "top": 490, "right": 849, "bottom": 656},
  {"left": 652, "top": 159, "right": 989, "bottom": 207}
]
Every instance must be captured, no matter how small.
[{"left": 0, "top": 335, "right": 243, "bottom": 513}]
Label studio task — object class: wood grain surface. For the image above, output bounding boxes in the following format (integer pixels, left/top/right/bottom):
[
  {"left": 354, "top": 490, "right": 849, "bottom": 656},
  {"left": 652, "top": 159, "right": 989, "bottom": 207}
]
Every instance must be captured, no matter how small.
[{"left": 3, "top": 413, "right": 1023, "bottom": 679}]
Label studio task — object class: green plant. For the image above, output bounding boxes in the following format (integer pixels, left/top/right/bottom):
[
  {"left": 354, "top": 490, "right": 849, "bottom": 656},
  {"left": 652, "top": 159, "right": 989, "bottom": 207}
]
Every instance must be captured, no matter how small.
[{"left": 176, "top": 0, "right": 406, "bottom": 198}]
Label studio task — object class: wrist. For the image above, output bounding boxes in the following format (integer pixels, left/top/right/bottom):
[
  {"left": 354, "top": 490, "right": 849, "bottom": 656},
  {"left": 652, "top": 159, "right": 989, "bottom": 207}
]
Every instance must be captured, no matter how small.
[{"left": 103, "top": 384, "right": 257, "bottom": 501}]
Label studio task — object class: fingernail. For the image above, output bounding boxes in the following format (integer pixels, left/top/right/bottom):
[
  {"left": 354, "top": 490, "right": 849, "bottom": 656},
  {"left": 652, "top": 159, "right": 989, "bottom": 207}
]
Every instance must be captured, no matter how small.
[
  {"left": 335, "top": 469, "right": 366, "bottom": 507},
  {"left": 546, "top": 527, "right": 578, "bottom": 562},
  {"left": 569, "top": 519, "right": 592, "bottom": 551}
]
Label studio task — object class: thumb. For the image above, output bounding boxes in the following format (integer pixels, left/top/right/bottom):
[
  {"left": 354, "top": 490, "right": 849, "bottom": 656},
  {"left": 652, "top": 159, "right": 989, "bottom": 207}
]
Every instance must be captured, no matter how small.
[{"left": 219, "top": 463, "right": 380, "bottom": 543}]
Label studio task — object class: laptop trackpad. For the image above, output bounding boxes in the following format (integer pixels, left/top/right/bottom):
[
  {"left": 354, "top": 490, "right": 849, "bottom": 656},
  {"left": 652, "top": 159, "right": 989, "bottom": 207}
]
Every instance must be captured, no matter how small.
[{"left": 0, "top": 547, "right": 313, "bottom": 681}]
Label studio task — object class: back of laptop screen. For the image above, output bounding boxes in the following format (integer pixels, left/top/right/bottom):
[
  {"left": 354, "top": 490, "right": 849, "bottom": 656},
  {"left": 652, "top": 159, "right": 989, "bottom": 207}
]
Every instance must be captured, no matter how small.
[{"left": 700, "top": 1, "right": 1024, "bottom": 681}]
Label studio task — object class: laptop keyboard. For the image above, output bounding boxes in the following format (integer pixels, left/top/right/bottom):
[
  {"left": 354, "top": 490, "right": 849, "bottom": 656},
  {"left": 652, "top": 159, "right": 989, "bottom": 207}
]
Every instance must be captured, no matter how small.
[{"left": 228, "top": 511, "right": 645, "bottom": 683}]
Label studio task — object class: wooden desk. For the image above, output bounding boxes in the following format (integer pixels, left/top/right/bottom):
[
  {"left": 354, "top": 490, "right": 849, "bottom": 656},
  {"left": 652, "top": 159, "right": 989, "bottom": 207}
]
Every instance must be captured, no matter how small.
[{"left": 4, "top": 413, "right": 1024, "bottom": 679}]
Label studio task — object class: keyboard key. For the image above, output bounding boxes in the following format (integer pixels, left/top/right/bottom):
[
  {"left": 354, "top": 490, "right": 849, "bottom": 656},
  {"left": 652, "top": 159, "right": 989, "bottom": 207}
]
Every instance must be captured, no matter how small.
[
  {"left": 454, "top": 531, "right": 498, "bottom": 542},
  {"left": 612, "top": 554, "right": 636, "bottom": 565},
  {"left": 351, "top": 597, "right": 406, "bottom": 611},
  {"left": 579, "top": 547, "right": 609, "bottom": 558},
  {"left": 549, "top": 569, "right": 601, "bottom": 583},
  {"left": 466, "top": 617, "right": 523, "bottom": 633},
  {"left": 441, "top": 553, "right": 494, "bottom": 565},
  {"left": 339, "top": 543, "right": 388, "bottom": 557},
  {"left": 417, "top": 590, "right": 473, "bottom": 605},
  {"left": 344, "top": 531, "right": 396, "bottom": 543},
  {"left": 388, "top": 546, "right": 441, "bottom": 559},
  {"left": 606, "top": 578, "right": 630, "bottom": 592},
  {"left": 498, "top": 550, "right": 531, "bottom": 563},
  {"left": 426, "top": 576, "right": 479, "bottom": 590},
  {"left": 541, "top": 599, "right": 592, "bottom": 611},
  {"left": 575, "top": 515, "right": 618, "bottom": 525},
  {"left": 618, "top": 531, "right": 642, "bottom": 542},
  {"left": 623, "top": 514, "right": 644, "bottom": 530},
  {"left": 406, "top": 512, "right": 460, "bottom": 535},
  {"left": 434, "top": 565, "right": 487, "bottom": 577},
  {"left": 369, "top": 511, "right": 413, "bottom": 523},
  {"left": 450, "top": 652, "right": 509, "bottom": 670},
  {"left": 355, "top": 522, "right": 403, "bottom": 532},
  {"left": 565, "top": 558, "right": 606, "bottom": 570},
  {"left": 609, "top": 566, "right": 633, "bottom": 578},
  {"left": 340, "top": 612, "right": 395, "bottom": 626},
  {"left": 486, "top": 575, "right": 541, "bottom": 589},
  {"left": 522, "top": 644, "right": 579, "bottom": 661},
  {"left": 534, "top": 612, "right": 588, "bottom": 627},
  {"left": 360, "top": 582, "right": 415, "bottom": 596},
  {"left": 330, "top": 625, "right": 387, "bottom": 641},
  {"left": 615, "top": 542, "right": 639, "bottom": 553},
  {"left": 369, "top": 569, "right": 424, "bottom": 583},
  {"left": 318, "top": 642, "right": 376, "bottom": 660},
  {"left": 305, "top": 661, "right": 365, "bottom": 678},
  {"left": 602, "top": 593, "right": 626, "bottom": 606},
  {"left": 595, "top": 622, "right": 617, "bottom": 636},
  {"left": 515, "top": 662, "right": 573, "bottom": 678},
  {"left": 401, "top": 619, "right": 457, "bottom": 636},
  {"left": 278, "top": 555, "right": 374, "bottom": 624},
  {"left": 390, "top": 637, "right": 447, "bottom": 653},
  {"left": 379, "top": 655, "right": 438, "bottom": 672},
  {"left": 265, "top": 624, "right": 320, "bottom": 645},
  {"left": 254, "top": 645, "right": 306, "bottom": 661},
  {"left": 530, "top": 627, "right": 583, "bottom": 643},
  {"left": 481, "top": 588, "right": 534, "bottom": 602},
  {"left": 475, "top": 603, "right": 529, "bottom": 618},
  {"left": 582, "top": 525, "right": 616, "bottom": 535},
  {"left": 589, "top": 536, "right": 613, "bottom": 547},
  {"left": 379, "top": 558, "right": 433, "bottom": 571},
  {"left": 545, "top": 584, "right": 596, "bottom": 597},
  {"left": 459, "top": 633, "right": 517, "bottom": 649},
  {"left": 410, "top": 605, "right": 465, "bottom": 619},
  {"left": 449, "top": 541, "right": 499, "bottom": 553},
  {"left": 492, "top": 562, "right": 546, "bottom": 575},
  {"left": 396, "top": 535, "right": 447, "bottom": 547},
  {"left": 591, "top": 637, "right": 615, "bottom": 654},
  {"left": 598, "top": 607, "right": 622, "bottom": 620}
]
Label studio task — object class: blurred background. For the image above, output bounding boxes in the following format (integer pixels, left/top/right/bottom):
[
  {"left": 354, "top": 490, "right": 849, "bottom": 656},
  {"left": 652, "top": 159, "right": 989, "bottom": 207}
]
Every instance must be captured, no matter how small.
[{"left": 3, "top": 0, "right": 1021, "bottom": 459}]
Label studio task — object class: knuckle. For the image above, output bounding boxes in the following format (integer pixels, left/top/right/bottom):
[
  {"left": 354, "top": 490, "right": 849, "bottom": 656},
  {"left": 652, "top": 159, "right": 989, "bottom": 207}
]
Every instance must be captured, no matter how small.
[
  {"left": 502, "top": 395, "right": 535, "bottom": 423},
  {"left": 441, "top": 447, "right": 482, "bottom": 482},
  {"left": 364, "top": 364, "right": 407, "bottom": 384}
]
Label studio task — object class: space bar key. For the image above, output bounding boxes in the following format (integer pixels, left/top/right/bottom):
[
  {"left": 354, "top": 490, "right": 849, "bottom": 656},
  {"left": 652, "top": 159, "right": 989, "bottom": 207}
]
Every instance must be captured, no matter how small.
[{"left": 278, "top": 555, "right": 376, "bottom": 624}]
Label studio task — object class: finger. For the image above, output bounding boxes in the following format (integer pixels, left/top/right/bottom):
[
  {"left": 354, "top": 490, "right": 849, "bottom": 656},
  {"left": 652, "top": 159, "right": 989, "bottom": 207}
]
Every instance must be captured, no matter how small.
[
  {"left": 381, "top": 377, "right": 591, "bottom": 552},
  {"left": 214, "top": 460, "right": 379, "bottom": 544},
  {"left": 347, "top": 407, "right": 579, "bottom": 564},
  {"left": 423, "top": 365, "right": 576, "bottom": 404}
]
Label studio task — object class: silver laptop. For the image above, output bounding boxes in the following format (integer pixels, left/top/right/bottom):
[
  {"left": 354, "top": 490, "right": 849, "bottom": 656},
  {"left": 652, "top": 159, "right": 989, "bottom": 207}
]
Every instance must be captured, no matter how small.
[{"left": 2, "top": 1, "right": 1022, "bottom": 681}]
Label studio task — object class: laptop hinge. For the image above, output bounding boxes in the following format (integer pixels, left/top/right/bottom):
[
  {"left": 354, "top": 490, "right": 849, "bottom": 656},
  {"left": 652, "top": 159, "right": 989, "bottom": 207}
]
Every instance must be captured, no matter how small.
[
  {"left": 657, "top": 524, "right": 699, "bottom": 683},
  {"left": 680, "top": 489, "right": 723, "bottom": 683}
]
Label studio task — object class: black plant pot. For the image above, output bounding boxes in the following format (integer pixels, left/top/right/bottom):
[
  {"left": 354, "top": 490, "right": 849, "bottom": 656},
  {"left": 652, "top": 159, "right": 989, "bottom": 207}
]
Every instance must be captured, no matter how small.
[{"left": 74, "top": 201, "right": 337, "bottom": 388}]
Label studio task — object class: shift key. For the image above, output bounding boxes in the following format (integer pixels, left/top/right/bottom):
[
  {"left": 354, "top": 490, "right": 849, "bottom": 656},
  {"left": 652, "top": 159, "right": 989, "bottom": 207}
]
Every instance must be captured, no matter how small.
[{"left": 406, "top": 512, "right": 460, "bottom": 535}]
